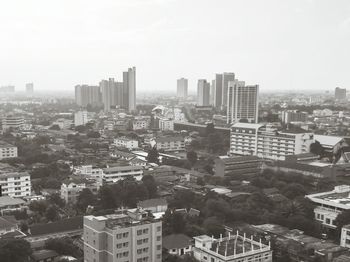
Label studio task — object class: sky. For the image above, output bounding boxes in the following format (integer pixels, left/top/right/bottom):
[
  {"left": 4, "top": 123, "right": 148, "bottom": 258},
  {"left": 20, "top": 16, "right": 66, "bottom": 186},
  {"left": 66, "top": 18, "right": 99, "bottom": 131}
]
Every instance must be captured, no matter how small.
[{"left": 0, "top": 0, "right": 350, "bottom": 93}]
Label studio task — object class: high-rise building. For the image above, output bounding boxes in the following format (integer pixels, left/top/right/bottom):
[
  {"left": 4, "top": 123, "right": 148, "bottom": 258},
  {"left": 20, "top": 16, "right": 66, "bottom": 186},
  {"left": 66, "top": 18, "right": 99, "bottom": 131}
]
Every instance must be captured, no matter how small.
[
  {"left": 177, "top": 78, "right": 188, "bottom": 99},
  {"left": 214, "top": 74, "right": 223, "bottom": 108},
  {"left": 25, "top": 83, "right": 34, "bottom": 93},
  {"left": 210, "top": 80, "right": 215, "bottom": 105},
  {"left": 75, "top": 85, "right": 101, "bottom": 107},
  {"left": 221, "top": 72, "right": 235, "bottom": 107},
  {"left": 83, "top": 208, "right": 162, "bottom": 262},
  {"left": 0, "top": 85, "right": 15, "bottom": 92},
  {"left": 281, "top": 110, "right": 308, "bottom": 124},
  {"left": 74, "top": 111, "right": 90, "bottom": 126},
  {"left": 123, "top": 67, "right": 136, "bottom": 112},
  {"left": 227, "top": 82, "right": 259, "bottom": 124},
  {"left": 100, "top": 78, "right": 124, "bottom": 111},
  {"left": 335, "top": 87, "right": 346, "bottom": 100},
  {"left": 197, "top": 79, "right": 210, "bottom": 106}
]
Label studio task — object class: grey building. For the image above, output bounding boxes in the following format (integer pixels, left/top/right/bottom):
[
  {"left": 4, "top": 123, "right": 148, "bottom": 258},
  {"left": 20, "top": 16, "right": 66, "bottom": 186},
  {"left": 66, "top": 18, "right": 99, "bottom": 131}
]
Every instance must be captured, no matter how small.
[
  {"left": 177, "top": 78, "right": 188, "bottom": 99},
  {"left": 197, "top": 79, "right": 210, "bottom": 106}
]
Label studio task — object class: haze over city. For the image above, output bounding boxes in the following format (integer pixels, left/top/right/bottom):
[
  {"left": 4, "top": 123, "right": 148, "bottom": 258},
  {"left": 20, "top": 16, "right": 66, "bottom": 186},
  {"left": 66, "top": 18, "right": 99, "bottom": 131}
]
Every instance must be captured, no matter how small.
[{"left": 1, "top": 0, "right": 350, "bottom": 93}]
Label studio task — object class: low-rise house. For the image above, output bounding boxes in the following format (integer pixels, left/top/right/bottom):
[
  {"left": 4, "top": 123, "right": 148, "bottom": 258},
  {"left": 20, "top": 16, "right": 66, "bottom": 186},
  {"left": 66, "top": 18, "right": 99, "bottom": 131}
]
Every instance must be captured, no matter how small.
[
  {"left": 0, "top": 141, "right": 18, "bottom": 159},
  {"left": 0, "top": 196, "right": 27, "bottom": 215},
  {"left": 110, "top": 150, "right": 136, "bottom": 161},
  {"left": 153, "top": 136, "right": 185, "bottom": 152},
  {"left": 30, "top": 249, "right": 59, "bottom": 262},
  {"left": 137, "top": 198, "right": 168, "bottom": 213},
  {"left": 163, "top": 234, "right": 192, "bottom": 256},
  {"left": 102, "top": 165, "right": 144, "bottom": 183},
  {"left": 0, "top": 216, "right": 18, "bottom": 236},
  {"left": 60, "top": 179, "right": 99, "bottom": 204}
]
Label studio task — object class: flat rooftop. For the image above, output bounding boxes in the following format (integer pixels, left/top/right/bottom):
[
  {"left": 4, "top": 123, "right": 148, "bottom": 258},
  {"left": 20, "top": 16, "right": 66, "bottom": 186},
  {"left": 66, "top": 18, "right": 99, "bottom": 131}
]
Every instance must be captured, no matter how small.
[{"left": 306, "top": 185, "right": 350, "bottom": 209}]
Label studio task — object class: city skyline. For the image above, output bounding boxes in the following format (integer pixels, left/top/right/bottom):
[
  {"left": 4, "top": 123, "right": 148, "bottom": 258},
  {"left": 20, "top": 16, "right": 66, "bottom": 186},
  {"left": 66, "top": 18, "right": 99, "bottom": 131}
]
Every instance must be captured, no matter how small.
[{"left": 1, "top": 0, "right": 350, "bottom": 92}]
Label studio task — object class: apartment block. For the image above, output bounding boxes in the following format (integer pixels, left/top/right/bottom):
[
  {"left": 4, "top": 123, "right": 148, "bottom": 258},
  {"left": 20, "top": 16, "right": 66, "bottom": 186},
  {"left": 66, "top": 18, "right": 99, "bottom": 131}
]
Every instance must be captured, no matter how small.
[
  {"left": 0, "top": 172, "right": 31, "bottom": 197},
  {"left": 83, "top": 208, "right": 162, "bottom": 262},
  {"left": 2, "top": 115, "right": 25, "bottom": 131},
  {"left": 114, "top": 137, "right": 139, "bottom": 150},
  {"left": 154, "top": 136, "right": 185, "bottom": 152},
  {"left": 102, "top": 166, "right": 144, "bottom": 183},
  {"left": 214, "top": 155, "right": 261, "bottom": 178},
  {"left": 0, "top": 141, "right": 18, "bottom": 160},
  {"left": 340, "top": 225, "right": 350, "bottom": 248},
  {"left": 230, "top": 123, "right": 314, "bottom": 160}
]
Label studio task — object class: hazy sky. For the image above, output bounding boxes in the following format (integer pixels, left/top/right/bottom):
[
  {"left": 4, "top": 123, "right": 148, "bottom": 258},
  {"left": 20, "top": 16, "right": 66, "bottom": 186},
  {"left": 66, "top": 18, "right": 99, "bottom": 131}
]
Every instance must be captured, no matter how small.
[{"left": 1, "top": 0, "right": 350, "bottom": 93}]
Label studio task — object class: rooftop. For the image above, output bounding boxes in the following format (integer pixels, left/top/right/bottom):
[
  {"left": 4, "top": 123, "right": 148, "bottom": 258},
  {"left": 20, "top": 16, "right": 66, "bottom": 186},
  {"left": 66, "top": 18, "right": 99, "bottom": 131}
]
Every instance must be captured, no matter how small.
[
  {"left": 314, "top": 135, "right": 344, "bottom": 147},
  {"left": 306, "top": 185, "right": 350, "bottom": 209},
  {"left": 29, "top": 216, "right": 83, "bottom": 236},
  {"left": 138, "top": 198, "right": 167, "bottom": 208},
  {"left": 0, "top": 171, "right": 30, "bottom": 179},
  {"left": 0, "top": 141, "right": 16, "bottom": 148},
  {"left": 231, "top": 123, "right": 264, "bottom": 129},
  {"left": 0, "top": 196, "right": 26, "bottom": 208},
  {"left": 103, "top": 165, "right": 144, "bottom": 173}
]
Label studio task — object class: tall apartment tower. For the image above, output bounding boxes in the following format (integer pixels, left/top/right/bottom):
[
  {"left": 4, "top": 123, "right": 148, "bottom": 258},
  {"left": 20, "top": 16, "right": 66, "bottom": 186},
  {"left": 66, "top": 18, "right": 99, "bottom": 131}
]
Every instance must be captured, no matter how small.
[
  {"left": 75, "top": 85, "right": 101, "bottom": 107},
  {"left": 100, "top": 78, "right": 123, "bottom": 111},
  {"left": 226, "top": 81, "right": 259, "bottom": 124},
  {"left": 213, "top": 74, "right": 223, "bottom": 108},
  {"left": 221, "top": 72, "right": 235, "bottom": 107},
  {"left": 177, "top": 78, "right": 188, "bottom": 99},
  {"left": 123, "top": 67, "right": 136, "bottom": 112},
  {"left": 335, "top": 87, "right": 346, "bottom": 100},
  {"left": 25, "top": 83, "right": 34, "bottom": 93},
  {"left": 197, "top": 79, "right": 210, "bottom": 106},
  {"left": 210, "top": 80, "right": 215, "bottom": 105},
  {"left": 83, "top": 208, "right": 162, "bottom": 262}
]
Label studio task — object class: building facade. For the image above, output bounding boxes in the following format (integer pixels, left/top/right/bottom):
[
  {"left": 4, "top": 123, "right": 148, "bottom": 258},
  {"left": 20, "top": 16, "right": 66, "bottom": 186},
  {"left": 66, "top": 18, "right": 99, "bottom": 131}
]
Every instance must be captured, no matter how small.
[
  {"left": 0, "top": 141, "right": 18, "bottom": 160},
  {"left": 281, "top": 110, "right": 308, "bottom": 124},
  {"left": 230, "top": 123, "right": 314, "bottom": 160},
  {"left": 221, "top": 72, "right": 235, "bottom": 107},
  {"left": 154, "top": 137, "right": 185, "bottom": 152},
  {"left": 83, "top": 209, "right": 162, "bottom": 262},
  {"left": 226, "top": 81, "right": 258, "bottom": 124},
  {"left": 0, "top": 172, "right": 31, "bottom": 198},
  {"left": 25, "top": 83, "right": 34, "bottom": 93},
  {"left": 114, "top": 137, "right": 139, "bottom": 150},
  {"left": 102, "top": 166, "right": 144, "bottom": 183},
  {"left": 177, "top": 78, "right": 188, "bottom": 99},
  {"left": 335, "top": 87, "right": 346, "bottom": 100},
  {"left": 2, "top": 115, "right": 25, "bottom": 131},
  {"left": 197, "top": 79, "right": 210, "bottom": 106}
]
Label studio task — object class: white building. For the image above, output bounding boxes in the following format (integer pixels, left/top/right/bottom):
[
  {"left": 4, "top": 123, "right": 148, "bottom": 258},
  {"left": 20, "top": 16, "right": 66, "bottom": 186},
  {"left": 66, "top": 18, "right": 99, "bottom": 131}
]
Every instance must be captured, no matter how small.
[
  {"left": 159, "top": 118, "right": 174, "bottom": 131},
  {"left": 74, "top": 110, "right": 91, "bottom": 126},
  {"left": 154, "top": 137, "right": 185, "bottom": 152},
  {"left": 114, "top": 137, "right": 139, "bottom": 150},
  {"left": 163, "top": 234, "right": 192, "bottom": 256},
  {"left": 102, "top": 166, "right": 144, "bottom": 183},
  {"left": 227, "top": 81, "right": 259, "bottom": 124},
  {"left": 0, "top": 141, "right": 18, "bottom": 159},
  {"left": 52, "top": 118, "right": 73, "bottom": 129},
  {"left": 340, "top": 225, "right": 350, "bottom": 248},
  {"left": 133, "top": 117, "right": 151, "bottom": 130},
  {"left": 230, "top": 123, "right": 314, "bottom": 160},
  {"left": 0, "top": 172, "right": 31, "bottom": 198},
  {"left": 2, "top": 115, "right": 25, "bottom": 131},
  {"left": 73, "top": 165, "right": 103, "bottom": 180},
  {"left": 193, "top": 233, "right": 272, "bottom": 262},
  {"left": 60, "top": 179, "right": 99, "bottom": 204},
  {"left": 306, "top": 185, "right": 350, "bottom": 229}
]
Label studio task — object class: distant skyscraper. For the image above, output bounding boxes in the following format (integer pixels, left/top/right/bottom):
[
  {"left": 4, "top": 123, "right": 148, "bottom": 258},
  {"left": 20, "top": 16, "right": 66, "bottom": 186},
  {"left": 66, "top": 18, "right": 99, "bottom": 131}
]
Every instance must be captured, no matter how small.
[
  {"left": 221, "top": 72, "right": 235, "bottom": 107},
  {"left": 335, "top": 87, "right": 346, "bottom": 100},
  {"left": 177, "top": 78, "right": 188, "bottom": 98},
  {"left": 227, "top": 81, "right": 259, "bottom": 124},
  {"left": 210, "top": 80, "right": 215, "bottom": 105},
  {"left": 25, "top": 83, "right": 34, "bottom": 93},
  {"left": 75, "top": 85, "right": 101, "bottom": 107},
  {"left": 197, "top": 79, "right": 210, "bottom": 106},
  {"left": 123, "top": 67, "right": 136, "bottom": 112},
  {"left": 100, "top": 78, "right": 122, "bottom": 111},
  {"left": 0, "top": 85, "right": 15, "bottom": 92},
  {"left": 213, "top": 74, "right": 223, "bottom": 108}
]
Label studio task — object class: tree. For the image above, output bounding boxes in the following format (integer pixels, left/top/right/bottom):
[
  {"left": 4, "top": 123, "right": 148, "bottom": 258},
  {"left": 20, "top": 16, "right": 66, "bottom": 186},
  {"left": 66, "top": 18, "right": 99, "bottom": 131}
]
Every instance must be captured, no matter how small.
[
  {"left": 48, "top": 193, "right": 65, "bottom": 208},
  {"left": 87, "top": 131, "right": 100, "bottom": 138},
  {"left": 29, "top": 200, "right": 48, "bottom": 215},
  {"left": 45, "top": 237, "right": 81, "bottom": 257},
  {"left": 187, "top": 151, "right": 198, "bottom": 168},
  {"left": 45, "top": 205, "right": 59, "bottom": 221},
  {"left": 147, "top": 147, "right": 159, "bottom": 164},
  {"left": 205, "top": 123, "right": 215, "bottom": 136},
  {"left": 335, "top": 209, "right": 350, "bottom": 237},
  {"left": 163, "top": 210, "right": 186, "bottom": 235},
  {"left": 202, "top": 216, "right": 225, "bottom": 238},
  {"left": 0, "top": 239, "right": 32, "bottom": 262},
  {"left": 141, "top": 175, "right": 158, "bottom": 198},
  {"left": 282, "top": 183, "right": 306, "bottom": 199},
  {"left": 49, "top": 124, "right": 61, "bottom": 130},
  {"left": 76, "top": 188, "right": 96, "bottom": 212},
  {"left": 310, "top": 141, "right": 324, "bottom": 157}
]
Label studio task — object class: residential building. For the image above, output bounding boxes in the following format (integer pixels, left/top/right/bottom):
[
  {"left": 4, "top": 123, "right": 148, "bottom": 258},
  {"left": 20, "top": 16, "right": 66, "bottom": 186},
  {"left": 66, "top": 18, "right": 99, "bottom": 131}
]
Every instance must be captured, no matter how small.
[
  {"left": 0, "top": 196, "right": 26, "bottom": 215},
  {"left": 73, "top": 165, "right": 103, "bottom": 179},
  {"left": 197, "top": 79, "right": 210, "bottom": 106},
  {"left": 0, "top": 216, "right": 18, "bottom": 236},
  {"left": 114, "top": 137, "right": 139, "bottom": 150},
  {"left": 52, "top": 118, "right": 73, "bottom": 129},
  {"left": 340, "top": 225, "right": 350, "bottom": 248},
  {"left": 335, "top": 87, "right": 346, "bottom": 100},
  {"left": 214, "top": 74, "right": 223, "bottom": 108},
  {"left": 75, "top": 85, "right": 101, "bottom": 107},
  {"left": 306, "top": 185, "right": 350, "bottom": 229},
  {"left": 60, "top": 179, "right": 98, "bottom": 204},
  {"left": 123, "top": 67, "right": 136, "bottom": 112},
  {"left": 137, "top": 198, "right": 168, "bottom": 213},
  {"left": 74, "top": 110, "right": 91, "bottom": 126},
  {"left": 314, "top": 135, "right": 347, "bottom": 154},
  {"left": 221, "top": 72, "right": 235, "bottom": 107},
  {"left": 163, "top": 234, "right": 192, "bottom": 256},
  {"left": 159, "top": 118, "right": 174, "bottom": 131},
  {"left": 193, "top": 233, "right": 272, "bottom": 262},
  {"left": 177, "top": 78, "right": 188, "bottom": 99},
  {"left": 100, "top": 78, "right": 123, "bottom": 111},
  {"left": 25, "top": 83, "right": 34, "bottom": 93},
  {"left": 154, "top": 136, "right": 185, "bottom": 152},
  {"left": 281, "top": 110, "right": 308, "bottom": 124},
  {"left": 214, "top": 155, "right": 261, "bottom": 178},
  {"left": 2, "top": 115, "right": 25, "bottom": 131},
  {"left": 230, "top": 123, "right": 314, "bottom": 160},
  {"left": 133, "top": 117, "right": 151, "bottom": 130},
  {"left": 0, "top": 172, "right": 31, "bottom": 197},
  {"left": 30, "top": 250, "right": 59, "bottom": 262},
  {"left": 0, "top": 141, "right": 18, "bottom": 159},
  {"left": 102, "top": 166, "right": 144, "bottom": 183},
  {"left": 0, "top": 85, "right": 15, "bottom": 92},
  {"left": 83, "top": 208, "right": 162, "bottom": 262},
  {"left": 226, "top": 81, "right": 258, "bottom": 124}
]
